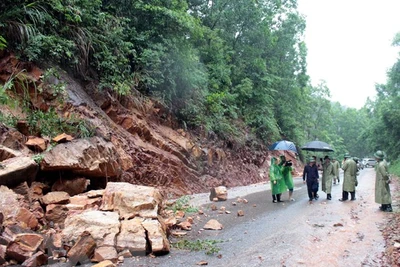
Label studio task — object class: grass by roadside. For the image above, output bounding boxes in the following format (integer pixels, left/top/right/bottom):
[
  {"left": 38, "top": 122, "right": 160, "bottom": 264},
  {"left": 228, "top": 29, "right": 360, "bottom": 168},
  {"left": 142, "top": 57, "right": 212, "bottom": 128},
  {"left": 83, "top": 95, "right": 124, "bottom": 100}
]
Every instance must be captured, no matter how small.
[
  {"left": 171, "top": 239, "right": 223, "bottom": 255},
  {"left": 389, "top": 160, "right": 400, "bottom": 177}
]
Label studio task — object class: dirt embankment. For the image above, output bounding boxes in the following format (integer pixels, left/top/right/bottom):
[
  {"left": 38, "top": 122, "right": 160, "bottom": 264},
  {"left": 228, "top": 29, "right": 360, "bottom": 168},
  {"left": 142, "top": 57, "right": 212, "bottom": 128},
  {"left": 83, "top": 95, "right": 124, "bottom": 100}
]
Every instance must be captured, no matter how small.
[{"left": 0, "top": 52, "right": 304, "bottom": 198}]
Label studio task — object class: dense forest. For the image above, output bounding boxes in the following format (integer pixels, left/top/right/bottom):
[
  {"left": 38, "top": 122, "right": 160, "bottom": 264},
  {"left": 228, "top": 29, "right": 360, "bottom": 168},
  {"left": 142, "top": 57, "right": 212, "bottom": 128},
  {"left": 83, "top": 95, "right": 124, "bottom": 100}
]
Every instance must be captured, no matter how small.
[{"left": 0, "top": 0, "right": 399, "bottom": 165}]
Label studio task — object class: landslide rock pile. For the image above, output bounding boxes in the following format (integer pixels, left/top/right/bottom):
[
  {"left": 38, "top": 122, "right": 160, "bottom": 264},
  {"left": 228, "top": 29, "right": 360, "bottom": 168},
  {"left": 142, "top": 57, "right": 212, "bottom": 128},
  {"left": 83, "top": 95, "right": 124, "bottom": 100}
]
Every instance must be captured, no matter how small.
[{"left": 0, "top": 182, "right": 169, "bottom": 266}]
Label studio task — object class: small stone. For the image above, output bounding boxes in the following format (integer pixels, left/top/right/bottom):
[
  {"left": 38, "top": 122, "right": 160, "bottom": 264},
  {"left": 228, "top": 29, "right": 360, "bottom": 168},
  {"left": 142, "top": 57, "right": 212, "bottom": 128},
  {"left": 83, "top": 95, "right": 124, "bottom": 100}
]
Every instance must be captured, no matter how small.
[{"left": 203, "top": 219, "right": 223, "bottom": 230}]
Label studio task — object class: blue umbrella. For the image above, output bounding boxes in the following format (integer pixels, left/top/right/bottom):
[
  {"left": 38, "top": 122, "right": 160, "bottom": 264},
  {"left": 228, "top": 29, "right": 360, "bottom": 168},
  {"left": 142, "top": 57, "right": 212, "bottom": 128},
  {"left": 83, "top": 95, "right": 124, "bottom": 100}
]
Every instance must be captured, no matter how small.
[{"left": 269, "top": 140, "right": 298, "bottom": 154}]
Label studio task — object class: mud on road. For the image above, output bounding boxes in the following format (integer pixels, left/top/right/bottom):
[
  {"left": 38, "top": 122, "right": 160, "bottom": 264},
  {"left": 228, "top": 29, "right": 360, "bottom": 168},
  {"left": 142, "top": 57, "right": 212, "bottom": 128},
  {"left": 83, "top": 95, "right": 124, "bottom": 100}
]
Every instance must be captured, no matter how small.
[{"left": 58, "top": 168, "right": 398, "bottom": 267}]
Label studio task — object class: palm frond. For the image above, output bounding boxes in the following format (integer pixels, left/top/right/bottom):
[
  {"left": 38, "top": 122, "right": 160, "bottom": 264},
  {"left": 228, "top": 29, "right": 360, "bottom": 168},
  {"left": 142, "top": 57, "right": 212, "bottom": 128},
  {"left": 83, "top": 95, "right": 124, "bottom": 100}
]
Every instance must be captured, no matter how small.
[
  {"left": 0, "top": 35, "right": 7, "bottom": 49},
  {"left": 0, "top": 2, "right": 48, "bottom": 45},
  {"left": 3, "top": 21, "right": 37, "bottom": 44}
]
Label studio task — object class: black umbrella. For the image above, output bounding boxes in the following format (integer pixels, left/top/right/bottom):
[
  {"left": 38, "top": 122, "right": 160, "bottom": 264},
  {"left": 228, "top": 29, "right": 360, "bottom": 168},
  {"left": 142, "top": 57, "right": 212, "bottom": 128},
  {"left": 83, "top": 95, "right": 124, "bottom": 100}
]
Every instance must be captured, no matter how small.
[{"left": 301, "top": 140, "right": 334, "bottom": 152}]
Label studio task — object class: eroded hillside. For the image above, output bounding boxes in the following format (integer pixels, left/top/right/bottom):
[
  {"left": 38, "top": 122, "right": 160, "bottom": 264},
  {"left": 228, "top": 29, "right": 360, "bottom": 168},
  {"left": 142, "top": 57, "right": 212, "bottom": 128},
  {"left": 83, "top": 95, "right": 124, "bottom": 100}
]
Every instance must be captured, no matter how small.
[{"left": 0, "top": 52, "right": 301, "bottom": 197}]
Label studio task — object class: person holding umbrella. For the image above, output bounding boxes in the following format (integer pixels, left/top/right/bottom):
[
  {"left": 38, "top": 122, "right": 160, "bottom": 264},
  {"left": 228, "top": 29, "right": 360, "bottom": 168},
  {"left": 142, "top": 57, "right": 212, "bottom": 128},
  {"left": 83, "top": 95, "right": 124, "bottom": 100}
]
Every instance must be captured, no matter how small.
[
  {"left": 303, "top": 157, "right": 319, "bottom": 202},
  {"left": 339, "top": 153, "right": 358, "bottom": 201},
  {"left": 322, "top": 155, "right": 334, "bottom": 200},
  {"left": 279, "top": 155, "right": 295, "bottom": 201},
  {"left": 269, "top": 157, "right": 287, "bottom": 203}
]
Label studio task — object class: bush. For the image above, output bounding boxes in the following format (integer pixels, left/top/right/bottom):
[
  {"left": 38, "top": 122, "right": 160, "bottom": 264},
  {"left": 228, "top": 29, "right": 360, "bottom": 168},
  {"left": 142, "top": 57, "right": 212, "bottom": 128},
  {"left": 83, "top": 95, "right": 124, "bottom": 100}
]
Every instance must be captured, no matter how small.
[
  {"left": 389, "top": 160, "right": 400, "bottom": 177},
  {"left": 172, "top": 239, "right": 222, "bottom": 255}
]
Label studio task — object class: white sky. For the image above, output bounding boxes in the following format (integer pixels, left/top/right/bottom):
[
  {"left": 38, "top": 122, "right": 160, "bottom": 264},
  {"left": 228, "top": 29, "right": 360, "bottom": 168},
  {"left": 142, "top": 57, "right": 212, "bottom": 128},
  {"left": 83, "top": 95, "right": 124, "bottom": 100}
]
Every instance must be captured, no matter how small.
[{"left": 297, "top": 0, "right": 400, "bottom": 109}]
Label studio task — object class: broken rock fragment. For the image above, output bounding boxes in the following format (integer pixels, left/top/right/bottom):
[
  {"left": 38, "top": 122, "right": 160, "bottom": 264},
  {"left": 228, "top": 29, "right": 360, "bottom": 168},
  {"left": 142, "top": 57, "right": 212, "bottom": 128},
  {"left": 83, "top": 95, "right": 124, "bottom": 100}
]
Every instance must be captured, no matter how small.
[
  {"left": 67, "top": 231, "right": 96, "bottom": 266},
  {"left": 209, "top": 186, "right": 227, "bottom": 201},
  {"left": 203, "top": 219, "right": 223, "bottom": 230}
]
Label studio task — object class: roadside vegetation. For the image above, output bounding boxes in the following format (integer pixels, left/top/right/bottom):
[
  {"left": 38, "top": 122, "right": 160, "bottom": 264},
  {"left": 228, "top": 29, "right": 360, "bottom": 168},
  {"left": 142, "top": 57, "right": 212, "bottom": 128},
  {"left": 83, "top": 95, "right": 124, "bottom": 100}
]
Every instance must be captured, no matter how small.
[
  {"left": 389, "top": 161, "right": 400, "bottom": 177},
  {"left": 171, "top": 239, "right": 222, "bottom": 255},
  {"left": 0, "top": 66, "right": 94, "bottom": 139},
  {"left": 0, "top": 0, "right": 399, "bottom": 161},
  {"left": 168, "top": 195, "right": 199, "bottom": 214}
]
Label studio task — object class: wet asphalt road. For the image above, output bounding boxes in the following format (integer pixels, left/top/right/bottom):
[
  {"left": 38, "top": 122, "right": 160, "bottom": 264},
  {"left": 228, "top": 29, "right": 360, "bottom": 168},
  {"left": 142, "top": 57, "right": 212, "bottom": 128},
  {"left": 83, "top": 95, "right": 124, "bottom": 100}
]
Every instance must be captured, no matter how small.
[{"left": 47, "top": 167, "right": 387, "bottom": 267}]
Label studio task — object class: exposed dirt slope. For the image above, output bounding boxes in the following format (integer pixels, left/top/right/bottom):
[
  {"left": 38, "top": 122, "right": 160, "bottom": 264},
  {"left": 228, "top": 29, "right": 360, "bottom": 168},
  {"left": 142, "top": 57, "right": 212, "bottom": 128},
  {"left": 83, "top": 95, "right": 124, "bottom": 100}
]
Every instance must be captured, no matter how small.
[{"left": 0, "top": 52, "right": 302, "bottom": 197}]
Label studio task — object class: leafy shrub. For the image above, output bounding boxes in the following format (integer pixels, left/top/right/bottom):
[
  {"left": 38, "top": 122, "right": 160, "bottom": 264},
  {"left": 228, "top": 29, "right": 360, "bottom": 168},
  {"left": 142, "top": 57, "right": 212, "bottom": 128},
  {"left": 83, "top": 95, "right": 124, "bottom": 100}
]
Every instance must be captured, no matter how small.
[
  {"left": 172, "top": 239, "right": 222, "bottom": 255},
  {"left": 168, "top": 195, "right": 198, "bottom": 213},
  {"left": 389, "top": 160, "right": 400, "bottom": 177},
  {"left": 26, "top": 109, "right": 94, "bottom": 138},
  {"left": 32, "top": 153, "right": 44, "bottom": 164},
  {"left": 0, "top": 113, "right": 18, "bottom": 127}
]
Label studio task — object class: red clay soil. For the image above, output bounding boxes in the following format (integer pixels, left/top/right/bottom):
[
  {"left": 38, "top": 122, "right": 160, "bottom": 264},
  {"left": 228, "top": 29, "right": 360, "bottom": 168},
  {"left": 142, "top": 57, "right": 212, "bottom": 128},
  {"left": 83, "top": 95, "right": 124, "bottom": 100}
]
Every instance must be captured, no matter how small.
[{"left": 381, "top": 176, "right": 400, "bottom": 266}]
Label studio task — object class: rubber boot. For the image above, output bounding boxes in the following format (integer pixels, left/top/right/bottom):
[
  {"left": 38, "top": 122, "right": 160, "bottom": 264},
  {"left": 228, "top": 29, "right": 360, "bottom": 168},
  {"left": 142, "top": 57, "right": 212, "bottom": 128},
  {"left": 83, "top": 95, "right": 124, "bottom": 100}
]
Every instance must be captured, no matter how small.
[
  {"left": 350, "top": 192, "right": 356, "bottom": 201},
  {"left": 385, "top": 204, "right": 393, "bottom": 212},
  {"left": 277, "top": 194, "right": 283, "bottom": 202},
  {"left": 327, "top": 193, "right": 332, "bottom": 200},
  {"left": 339, "top": 191, "right": 348, "bottom": 201},
  {"left": 272, "top": 195, "right": 277, "bottom": 203}
]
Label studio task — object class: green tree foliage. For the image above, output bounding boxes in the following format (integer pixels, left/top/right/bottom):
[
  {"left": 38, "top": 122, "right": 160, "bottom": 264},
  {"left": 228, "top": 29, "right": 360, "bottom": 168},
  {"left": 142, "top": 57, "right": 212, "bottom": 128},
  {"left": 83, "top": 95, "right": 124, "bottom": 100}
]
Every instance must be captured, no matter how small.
[
  {"left": 360, "top": 34, "right": 400, "bottom": 160},
  {"left": 185, "top": 0, "right": 309, "bottom": 142},
  {"left": 0, "top": 0, "right": 133, "bottom": 94},
  {"left": 2, "top": 0, "right": 382, "bottom": 158}
]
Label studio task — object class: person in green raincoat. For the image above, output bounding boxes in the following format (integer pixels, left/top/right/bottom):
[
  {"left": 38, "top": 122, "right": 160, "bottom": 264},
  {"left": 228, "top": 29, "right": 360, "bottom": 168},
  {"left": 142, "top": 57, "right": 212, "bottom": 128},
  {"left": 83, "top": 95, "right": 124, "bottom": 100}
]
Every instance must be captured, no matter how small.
[
  {"left": 322, "top": 155, "right": 335, "bottom": 200},
  {"left": 374, "top": 150, "right": 392, "bottom": 212},
  {"left": 269, "top": 157, "right": 287, "bottom": 203},
  {"left": 279, "top": 155, "right": 295, "bottom": 201},
  {"left": 332, "top": 157, "right": 340, "bottom": 184},
  {"left": 339, "top": 153, "right": 358, "bottom": 201}
]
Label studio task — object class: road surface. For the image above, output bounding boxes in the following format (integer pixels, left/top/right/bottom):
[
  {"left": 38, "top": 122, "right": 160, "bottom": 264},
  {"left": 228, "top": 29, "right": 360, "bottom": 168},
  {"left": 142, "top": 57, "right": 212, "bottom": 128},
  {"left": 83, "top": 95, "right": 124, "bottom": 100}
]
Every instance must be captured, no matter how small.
[
  {"left": 50, "top": 167, "right": 389, "bottom": 267},
  {"left": 129, "top": 167, "right": 388, "bottom": 267}
]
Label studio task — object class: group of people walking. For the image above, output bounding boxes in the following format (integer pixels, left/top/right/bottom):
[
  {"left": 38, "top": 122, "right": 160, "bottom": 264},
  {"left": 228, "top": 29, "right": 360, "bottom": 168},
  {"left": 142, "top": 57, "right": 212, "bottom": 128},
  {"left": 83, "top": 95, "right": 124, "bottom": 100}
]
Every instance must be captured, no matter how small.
[
  {"left": 270, "top": 150, "right": 393, "bottom": 212},
  {"left": 301, "top": 155, "right": 344, "bottom": 201}
]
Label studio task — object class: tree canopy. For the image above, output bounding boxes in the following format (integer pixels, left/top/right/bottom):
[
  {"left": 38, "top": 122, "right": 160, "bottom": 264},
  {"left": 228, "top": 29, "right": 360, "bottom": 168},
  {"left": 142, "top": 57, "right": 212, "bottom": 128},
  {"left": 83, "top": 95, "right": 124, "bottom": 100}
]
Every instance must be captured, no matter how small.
[{"left": 1, "top": 0, "right": 399, "bottom": 162}]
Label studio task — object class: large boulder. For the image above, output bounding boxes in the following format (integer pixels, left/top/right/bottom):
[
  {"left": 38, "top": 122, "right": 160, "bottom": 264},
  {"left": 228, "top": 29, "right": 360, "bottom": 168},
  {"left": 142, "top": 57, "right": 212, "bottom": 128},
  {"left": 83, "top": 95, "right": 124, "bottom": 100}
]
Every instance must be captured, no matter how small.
[
  {"left": 0, "top": 186, "right": 25, "bottom": 227},
  {"left": 41, "top": 137, "right": 121, "bottom": 178},
  {"left": 115, "top": 218, "right": 147, "bottom": 255},
  {"left": 0, "top": 157, "right": 38, "bottom": 187},
  {"left": 6, "top": 232, "right": 44, "bottom": 263},
  {"left": 142, "top": 218, "right": 170, "bottom": 254},
  {"left": 100, "top": 182, "right": 163, "bottom": 219},
  {"left": 62, "top": 211, "right": 120, "bottom": 247}
]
